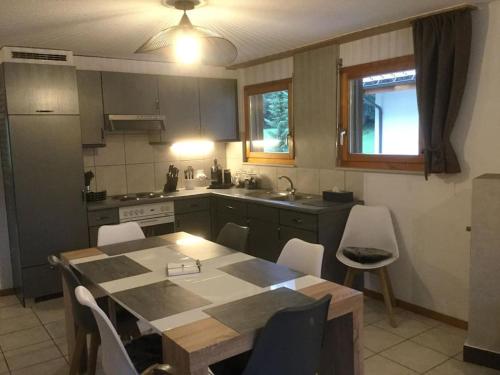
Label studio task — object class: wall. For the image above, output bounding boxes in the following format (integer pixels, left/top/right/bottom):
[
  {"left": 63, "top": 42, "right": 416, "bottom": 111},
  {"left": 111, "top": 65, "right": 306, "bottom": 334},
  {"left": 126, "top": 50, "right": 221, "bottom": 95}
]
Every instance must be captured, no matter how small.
[
  {"left": 0, "top": 152, "right": 11, "bottom": 290},
  {"left": 228, "top": 1, "right": 500, "bottom": 321},
  {"left": 83, "top": 135, "right": 226, "bottom": 195}
]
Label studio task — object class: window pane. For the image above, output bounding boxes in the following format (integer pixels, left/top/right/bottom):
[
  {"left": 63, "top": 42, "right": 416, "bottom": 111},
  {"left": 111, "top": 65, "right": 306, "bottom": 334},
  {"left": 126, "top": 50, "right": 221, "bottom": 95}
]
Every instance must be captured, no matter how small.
[
  {"left": 349, "top": 69, "right": 419, "bottom": 156},
  {"left": 249, "top": 89, "right": 289, "bottom": 153}
]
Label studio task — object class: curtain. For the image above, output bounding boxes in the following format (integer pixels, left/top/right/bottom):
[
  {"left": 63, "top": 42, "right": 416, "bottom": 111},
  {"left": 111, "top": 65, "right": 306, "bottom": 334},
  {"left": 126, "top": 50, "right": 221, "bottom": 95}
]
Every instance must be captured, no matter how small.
[{"left": 412, "top": 9, "right": 472, "bottom": 178}]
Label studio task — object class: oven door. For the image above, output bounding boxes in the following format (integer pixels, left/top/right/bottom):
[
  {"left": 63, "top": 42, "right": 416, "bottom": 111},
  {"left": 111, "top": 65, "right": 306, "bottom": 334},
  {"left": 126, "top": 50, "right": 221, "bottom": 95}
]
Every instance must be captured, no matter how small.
[{"left": 136, "top": 216, "right": 175, "bottom": 237}]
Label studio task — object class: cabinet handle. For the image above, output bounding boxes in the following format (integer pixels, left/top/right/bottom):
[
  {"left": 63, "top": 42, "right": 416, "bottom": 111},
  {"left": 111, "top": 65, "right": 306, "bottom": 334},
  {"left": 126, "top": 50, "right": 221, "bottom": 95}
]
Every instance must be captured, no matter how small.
[
  {"left": 98, "top": 216, "right": 110, "bottom": 221},
  {"left": 101, "top": 128, "right": 105, "bottom": 140},
  {"left": 277, "top": 227, "right": 281, "bottom": 240},
  {"left": 466, "top": 226, "right": 471, "bottom": 232},
  {"left": 225, "top": 205, "right": 234, "bottom": 210},
  {"left": 36, "top": 110, "right": 54, "bottom": 113},
  {"left": 293, "top": 218, "right": 304, "bottom": 224}
]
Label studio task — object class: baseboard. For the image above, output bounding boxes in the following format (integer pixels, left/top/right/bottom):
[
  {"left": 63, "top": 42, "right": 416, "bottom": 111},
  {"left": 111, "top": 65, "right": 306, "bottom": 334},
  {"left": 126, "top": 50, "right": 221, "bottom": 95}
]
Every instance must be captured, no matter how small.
[
  {"left": 0, "top": 288, "right": 15, "bottom": 296},
  {"left": 363, "top": 288, "right": 468, "bottom": 330},
  {"left": 463, "top": 344, "right": 500, "bottom": 370}
]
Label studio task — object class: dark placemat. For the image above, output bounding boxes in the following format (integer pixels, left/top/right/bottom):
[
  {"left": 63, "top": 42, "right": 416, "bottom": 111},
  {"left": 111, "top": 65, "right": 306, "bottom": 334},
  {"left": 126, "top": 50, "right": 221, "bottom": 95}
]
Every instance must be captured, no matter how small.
[
  {"left": 171, "top": 240, "right": 235, "bottom": 261},
  {"left": 219, "top": 258, "right": 304, "bottom": 288},
  {"left": 75, "top": 256, "right": 151, "bottom": 284},
  {"left": 204, "top": 287, "right": 314, "bottom": 333},
  {"left": 98, "top": 237, "right": 168, "bottom": 256},
  {"left": 112, "top": 280, "right": 211, "bottom": 322}
]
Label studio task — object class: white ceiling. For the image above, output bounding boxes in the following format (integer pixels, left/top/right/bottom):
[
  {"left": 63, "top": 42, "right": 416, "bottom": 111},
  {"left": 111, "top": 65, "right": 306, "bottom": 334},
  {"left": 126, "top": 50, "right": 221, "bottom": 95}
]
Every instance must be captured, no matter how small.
[{"left": 0, "top": 0, "right": 485, "bottom": 66}]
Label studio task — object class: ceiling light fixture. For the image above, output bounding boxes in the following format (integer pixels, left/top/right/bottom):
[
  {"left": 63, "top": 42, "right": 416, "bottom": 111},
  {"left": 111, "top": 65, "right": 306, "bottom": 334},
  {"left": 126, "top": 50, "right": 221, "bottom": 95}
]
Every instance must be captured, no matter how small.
[{"left": 135, "top": 0, "right": 237, "bottom": 66}]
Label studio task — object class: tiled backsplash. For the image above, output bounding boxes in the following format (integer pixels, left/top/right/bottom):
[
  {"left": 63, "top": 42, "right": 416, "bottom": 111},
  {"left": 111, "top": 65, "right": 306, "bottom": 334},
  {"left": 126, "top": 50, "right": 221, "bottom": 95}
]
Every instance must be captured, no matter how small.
[
  {"left": 225, "top": 141, "right": 364, "bottom": 199},
  {"left": 83, "top": 133, "right": 226, "bottom": 196}
]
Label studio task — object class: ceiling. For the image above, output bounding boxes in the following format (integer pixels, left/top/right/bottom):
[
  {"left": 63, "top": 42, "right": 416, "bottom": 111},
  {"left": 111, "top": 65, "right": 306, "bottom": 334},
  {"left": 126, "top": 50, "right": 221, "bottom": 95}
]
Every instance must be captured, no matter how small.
[{"left": 0, "top": 0, "right": 485, "bottom": 66}]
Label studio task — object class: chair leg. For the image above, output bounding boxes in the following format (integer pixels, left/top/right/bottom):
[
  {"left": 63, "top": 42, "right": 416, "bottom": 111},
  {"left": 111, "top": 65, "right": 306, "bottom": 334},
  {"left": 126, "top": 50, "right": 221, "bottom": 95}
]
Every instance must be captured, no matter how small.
[
  {"left": 377, "top": 267, "right": 397, "bottom": 328},
  {"left": 344, "top": 268, "right": 356, "bottom": 287},
  {"left": 87, "top": 332, "right": 100, "bottom": 375},
  {"left": 383, "top": 267, "right": 396, "bottom": 308},
  {"left": 69, "top": 326, "right": 87, "bottom": 375}
]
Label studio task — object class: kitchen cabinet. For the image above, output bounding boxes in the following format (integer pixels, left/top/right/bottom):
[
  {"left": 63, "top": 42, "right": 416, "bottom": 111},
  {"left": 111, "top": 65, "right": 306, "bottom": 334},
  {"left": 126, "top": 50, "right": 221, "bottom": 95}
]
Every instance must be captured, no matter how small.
[
  {"left": 247, "top": 203, "right": 280, "bottom": 260},
  {"left": 87, "top": 208, "right": 119, "bottom": 246},
  {"left": 214, "top": 197, "right": 247, "bottom": 236},
  {"left": 155, "top": 76, "right": 201, "bottom": 143},
  {"left": 101, "top": 72, "right": 159, "bottom": 115},
  {"left": 174, "top": 198, "right": 212, "bottom": 239},
  {"left": 3, "top": 62, "right": 79, "bottom": 115},
  {"left": 199, "top": 78, "right": 238, "bottom": 141},
  {"left": 77, "top": 70, "right": 105, "bottom": 147}
]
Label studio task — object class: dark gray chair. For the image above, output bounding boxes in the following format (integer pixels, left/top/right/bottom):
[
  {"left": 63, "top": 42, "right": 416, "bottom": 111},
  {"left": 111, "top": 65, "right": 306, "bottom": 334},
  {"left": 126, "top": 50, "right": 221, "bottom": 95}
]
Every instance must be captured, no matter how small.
[
  {"left": 216, "top": 222, "right": 249, "bottom": 252},
  {"left": 48, "top": 255, "right": 140, "bottom": 375},
  {"left": 211, "top": 294, "right": 332, "bottom": 375}
]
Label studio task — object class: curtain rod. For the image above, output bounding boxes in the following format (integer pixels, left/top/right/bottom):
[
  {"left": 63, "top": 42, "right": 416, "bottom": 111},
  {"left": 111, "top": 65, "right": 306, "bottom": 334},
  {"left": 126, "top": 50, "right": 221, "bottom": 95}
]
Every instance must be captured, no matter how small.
[{"left": 227, "top": 3, "right": 477, "bottom": 70}]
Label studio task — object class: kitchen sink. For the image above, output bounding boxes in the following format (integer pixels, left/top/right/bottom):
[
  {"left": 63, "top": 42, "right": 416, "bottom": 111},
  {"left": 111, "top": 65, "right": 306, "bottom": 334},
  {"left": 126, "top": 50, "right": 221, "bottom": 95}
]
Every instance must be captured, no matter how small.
[
  {"left": 269, "top": 194, "right": 313, "bottom": 202},
  {"left": 244, "top": 190, "right": 314, "bottom": 202}
]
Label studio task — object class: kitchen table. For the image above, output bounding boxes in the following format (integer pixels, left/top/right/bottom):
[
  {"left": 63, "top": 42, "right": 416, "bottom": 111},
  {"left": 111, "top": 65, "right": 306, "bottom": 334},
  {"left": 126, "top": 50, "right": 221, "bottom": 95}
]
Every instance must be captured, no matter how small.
[{"left": 61, "top": 232, "right": 364, "bottom": 375}]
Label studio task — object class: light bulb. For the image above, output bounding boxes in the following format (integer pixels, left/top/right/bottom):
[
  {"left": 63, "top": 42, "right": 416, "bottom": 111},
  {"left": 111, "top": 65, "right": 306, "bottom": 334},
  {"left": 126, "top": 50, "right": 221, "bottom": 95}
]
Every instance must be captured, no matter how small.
[{"left": 174, "top": 31, "right": 201, "bottom": 64}]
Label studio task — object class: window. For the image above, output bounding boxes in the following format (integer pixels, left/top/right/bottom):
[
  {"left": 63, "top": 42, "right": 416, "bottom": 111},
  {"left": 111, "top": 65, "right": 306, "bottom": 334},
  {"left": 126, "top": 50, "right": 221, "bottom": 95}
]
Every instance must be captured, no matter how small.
[
  {"left": 244, "top": 79, "right": 294, "bottom": 164},
  {"left": 338, "top": 55, "right": 423, "bottom": 171}
]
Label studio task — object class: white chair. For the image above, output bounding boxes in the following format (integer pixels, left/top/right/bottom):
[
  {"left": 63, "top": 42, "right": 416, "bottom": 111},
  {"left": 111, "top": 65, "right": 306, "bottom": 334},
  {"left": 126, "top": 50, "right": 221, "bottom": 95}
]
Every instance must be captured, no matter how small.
[
  {"left": 75, "top": 286, "right": 174, "bottom": 375},
  {"left": 336, "top": 205, "right": 399, "bottom": 327},
  {"left": 277, "top": 238, "right": 324, "bottom": 277},
  {"left": 98, "top": 222, "right": 145, "bottom": 246}
]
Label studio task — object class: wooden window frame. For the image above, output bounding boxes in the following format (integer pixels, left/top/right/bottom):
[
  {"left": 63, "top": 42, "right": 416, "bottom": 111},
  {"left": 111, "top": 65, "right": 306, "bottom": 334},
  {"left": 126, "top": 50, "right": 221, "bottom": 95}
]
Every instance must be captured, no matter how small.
[
  {"left": 338, "top": 55, "right": 424, "bottom": 172},
  {"left": 244, "top": 78, "right": 294, "bottom": 165}
]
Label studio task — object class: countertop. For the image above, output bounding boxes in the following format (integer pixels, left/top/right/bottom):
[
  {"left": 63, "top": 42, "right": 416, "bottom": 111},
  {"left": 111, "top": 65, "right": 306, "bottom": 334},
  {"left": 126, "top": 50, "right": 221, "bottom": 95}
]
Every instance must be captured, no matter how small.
[{"left": 87, "top": 188, "right": 360, "bottom": 214}]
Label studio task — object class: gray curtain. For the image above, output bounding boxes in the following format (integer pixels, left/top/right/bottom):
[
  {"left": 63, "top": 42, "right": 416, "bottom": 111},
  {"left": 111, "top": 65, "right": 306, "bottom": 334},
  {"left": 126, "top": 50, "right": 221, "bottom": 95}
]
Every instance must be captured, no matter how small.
[{"left": 412, "top": 10, "right": 472, "bottom": 178}]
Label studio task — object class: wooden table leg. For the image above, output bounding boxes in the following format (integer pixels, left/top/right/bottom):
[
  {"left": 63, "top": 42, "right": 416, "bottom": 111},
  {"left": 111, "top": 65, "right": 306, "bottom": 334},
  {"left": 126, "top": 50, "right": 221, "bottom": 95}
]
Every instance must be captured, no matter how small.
[
  {"left": 63, "top": 273, "right": 77, "bottom": 364},
  {"left": 162, "top": 335, "right": 210, "bottom": 375},
  {"left": 353, "top": 303, "right": 364, "bottom": 375}
]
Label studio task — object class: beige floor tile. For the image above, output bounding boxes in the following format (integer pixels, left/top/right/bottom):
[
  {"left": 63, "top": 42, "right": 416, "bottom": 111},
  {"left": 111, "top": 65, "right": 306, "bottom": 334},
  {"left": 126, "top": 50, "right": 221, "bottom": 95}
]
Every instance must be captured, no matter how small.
[
  {"left": 380, "top": 340, "right": 448, "bottom": 373},
  {"left": 0, "top": 326, "right": 51, "bottom": 351},
  {"left": 364, "top": 325, "right": 406, "bottom": 353},
  {"left": 4, "top": 340, "right": 62, "bottom": 370},
  {"left": 374, "top": 316, "right": 433, "bottom": 339},
  {"left": 44, "top": 320, "right": 66, "bottom": 339},
  {"left": 54, "top": 336, "right": 68, "bottom": 357},
  {"left": 363, "top": 347, "right": 375, "bottom": 359},
  {"left": 0, "top": 305, "right": 32, "bottom": 320},
  {"left": 33, "top": 298, "right": 65, "bottom": 324},
  {"left": 364, "top": 309, "right": 387, "bottom": 326},
  {"left": 411, "top": 326, "right": 466, "bottom": 356},
  {"left": 454, "top": 351, "right": 464, "bottom": 360},
  {"left": 364, "top": 355, "right": 417, "bottom": 375},
  {"left": 10, "top": 357, "right": 68, "bottom": 375},
  {"left": 0, "top": 312, "right": 41, "bottom": 335},
  {"left": 0, "top": 355, "right": 8, "bottom": 374},
  {"left": 0, "top": 295, "right": 20, "bottom": 308},
  {"left": 426, "top": 358, "right": 500, "bottom": 375}
]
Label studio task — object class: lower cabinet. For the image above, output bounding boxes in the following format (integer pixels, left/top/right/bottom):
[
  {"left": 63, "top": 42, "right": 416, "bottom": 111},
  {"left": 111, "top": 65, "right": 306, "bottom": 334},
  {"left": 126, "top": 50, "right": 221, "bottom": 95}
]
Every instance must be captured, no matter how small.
[
  {"left": 279, "top": 225, "right": 318, "bottom": 248},
  {"left": 247, "top": 218, "right": 281, "bottom": 261},
  {"left": 176, "top": 211, "right": 211, "bottom": 239}
]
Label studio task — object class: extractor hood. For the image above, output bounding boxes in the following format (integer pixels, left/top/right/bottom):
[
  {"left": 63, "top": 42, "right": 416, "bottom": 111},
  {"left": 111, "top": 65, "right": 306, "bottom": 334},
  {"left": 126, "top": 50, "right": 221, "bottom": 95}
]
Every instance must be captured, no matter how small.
[{"left": 105, "top": 115, "right": 166, "bottom": 131}]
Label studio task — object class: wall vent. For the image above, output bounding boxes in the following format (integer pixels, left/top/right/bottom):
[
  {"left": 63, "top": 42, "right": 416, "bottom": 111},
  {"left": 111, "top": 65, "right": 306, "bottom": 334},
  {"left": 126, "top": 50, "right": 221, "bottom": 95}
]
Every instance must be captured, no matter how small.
[{"left": 0, "top": 47, "right": 74, "bottom": 66}]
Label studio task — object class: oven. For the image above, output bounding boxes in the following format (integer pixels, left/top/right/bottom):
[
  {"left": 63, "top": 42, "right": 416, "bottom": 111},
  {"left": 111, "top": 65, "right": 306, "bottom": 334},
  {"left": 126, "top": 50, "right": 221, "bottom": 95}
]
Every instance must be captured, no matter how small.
[{"left": 119, "top": 201, "right": 175, "bottom": 237}]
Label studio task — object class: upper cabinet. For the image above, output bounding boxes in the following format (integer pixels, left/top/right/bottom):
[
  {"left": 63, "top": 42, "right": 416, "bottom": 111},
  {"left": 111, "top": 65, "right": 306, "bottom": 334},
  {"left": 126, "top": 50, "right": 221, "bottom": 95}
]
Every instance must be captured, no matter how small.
[
  {"left": 101, "top": 72, "right": 159, "bottom": 115},
  {"left": 199, "top": 78, "right": 238, "bottom": 141},
  {"left": 3, "top": 63, "right": 79, "bottom": 115},
  {"left": 157, "top": 75, "right": 201, "bottom": 143},
  {"left": 77, "top": 70, "right": 105, "bottom": 147}
]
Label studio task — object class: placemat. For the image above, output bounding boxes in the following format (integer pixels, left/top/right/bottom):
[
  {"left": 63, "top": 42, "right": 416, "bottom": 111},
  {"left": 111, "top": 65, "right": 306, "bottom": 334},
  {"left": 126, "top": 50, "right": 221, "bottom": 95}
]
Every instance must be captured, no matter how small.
[
  {"left": 98, "top": 237, "right": 168, "bottom": 255},
  {"left": 218, "top": 258, "right": 304, "bottom": 287},
  {"left": 112, "top": 279, "right": 211, "bottom": 321},
  {"left": 75, "top": 255, "right": 151, "bottom": 283},
  {"left": 204, "top": 287, "right": 314, "bottom": 333}
]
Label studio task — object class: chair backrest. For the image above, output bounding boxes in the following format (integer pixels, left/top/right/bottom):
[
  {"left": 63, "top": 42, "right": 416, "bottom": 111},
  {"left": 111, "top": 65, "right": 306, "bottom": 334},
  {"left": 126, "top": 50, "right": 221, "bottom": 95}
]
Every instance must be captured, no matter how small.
[
  {"left": 98, "top": 222, "right": 145, "bottom": 247},
  {"left": 75, "top": 286, "right": 137, "bottom": 375},
  {"left": 242, "top": 294, "right": 332, "bottom": 375},
  {"left": 277, "top": 238, "right": 324, "bottom": 277},
  {"left": 216, "top": 222, "right": 249, "bottom": 252},
  {"left": 337, "top": 205, "right": 399, "bottom": 258},
  {"left": 47, "top": 255, "right": 97, "bottom": 332}
]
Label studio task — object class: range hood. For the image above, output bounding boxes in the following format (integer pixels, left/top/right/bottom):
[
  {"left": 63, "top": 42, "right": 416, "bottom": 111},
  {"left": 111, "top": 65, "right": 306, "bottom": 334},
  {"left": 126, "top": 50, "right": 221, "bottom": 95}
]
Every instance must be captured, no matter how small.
[{"left": 105, "top": 115, "right": 166, "bottom": 131}]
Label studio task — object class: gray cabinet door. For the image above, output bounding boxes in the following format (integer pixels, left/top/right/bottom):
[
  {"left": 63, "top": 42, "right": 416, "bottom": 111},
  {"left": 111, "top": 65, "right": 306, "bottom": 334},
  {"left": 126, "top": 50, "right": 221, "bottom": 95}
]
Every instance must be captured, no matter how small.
[
  {"left": 199, "top": 78, "right": 238, "bottom": 141},
  {"left": 9, "top": 115, "right": 89, "bottom": 267},
  {"left": 77, "top": 70, "right": 105, "bottom": 146},
  {"left": 4, "top": 63, "right": 79, "bottom": 115},
  {"left": 176, "top": 211, "right": 211, "bottom": 239},
  {"left": 101, "top": 72, "right": 159, "bottom": 115},
  {"left": 158, "top": 76, "right": 200, "bottom": 142},
  {"left": 247, "top": 218, "right": 281, "bottom": 261}
]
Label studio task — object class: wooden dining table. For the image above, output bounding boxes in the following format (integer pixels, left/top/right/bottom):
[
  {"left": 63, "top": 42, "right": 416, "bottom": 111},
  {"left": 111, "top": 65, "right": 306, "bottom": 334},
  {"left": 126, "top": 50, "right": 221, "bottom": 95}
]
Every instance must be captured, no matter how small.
[{"left": 61, "top": 232, "right": 364, "bottom": 375}]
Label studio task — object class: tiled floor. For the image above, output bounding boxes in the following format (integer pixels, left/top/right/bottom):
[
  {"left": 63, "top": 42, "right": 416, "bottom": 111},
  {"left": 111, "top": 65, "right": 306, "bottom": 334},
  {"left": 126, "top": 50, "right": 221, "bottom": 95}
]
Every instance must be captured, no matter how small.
[{"left": 0, "top": 293, "right": 499, "bottom": 374}]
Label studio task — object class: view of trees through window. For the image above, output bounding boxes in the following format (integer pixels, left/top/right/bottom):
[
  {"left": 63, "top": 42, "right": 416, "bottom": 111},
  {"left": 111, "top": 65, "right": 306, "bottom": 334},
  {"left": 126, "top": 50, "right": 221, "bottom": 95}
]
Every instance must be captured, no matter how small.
[{"left": 262, "top": 90, "right": 289, "bottom": 152}]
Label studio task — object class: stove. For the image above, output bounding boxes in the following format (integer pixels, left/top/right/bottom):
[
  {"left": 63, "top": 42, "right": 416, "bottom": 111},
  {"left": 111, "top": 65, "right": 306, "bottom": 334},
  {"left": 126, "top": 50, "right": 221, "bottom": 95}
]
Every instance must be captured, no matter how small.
[{"left": 112, "top": 191, "right": 168, "bottom": 202}]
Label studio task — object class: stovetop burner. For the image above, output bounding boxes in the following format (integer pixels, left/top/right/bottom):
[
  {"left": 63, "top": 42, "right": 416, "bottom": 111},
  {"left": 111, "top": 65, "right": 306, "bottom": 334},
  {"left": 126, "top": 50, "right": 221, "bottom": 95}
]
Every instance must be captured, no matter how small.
[{"left": 112, "top": 192, "right": 166, "bottom": 201}]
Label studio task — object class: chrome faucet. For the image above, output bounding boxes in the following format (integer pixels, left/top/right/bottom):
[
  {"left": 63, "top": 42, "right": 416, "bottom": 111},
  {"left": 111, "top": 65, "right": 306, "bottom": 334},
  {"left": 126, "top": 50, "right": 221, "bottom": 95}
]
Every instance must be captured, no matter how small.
[{"left": 278, "top": 175, "right": 296, "bottom": 200}]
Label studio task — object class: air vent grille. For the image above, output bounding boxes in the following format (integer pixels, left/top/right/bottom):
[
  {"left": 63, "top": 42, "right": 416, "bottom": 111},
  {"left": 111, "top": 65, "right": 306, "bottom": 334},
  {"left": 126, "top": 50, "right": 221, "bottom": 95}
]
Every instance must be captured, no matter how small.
[{"left": 11, "top": 51, "right": 67, "bottom": 62}]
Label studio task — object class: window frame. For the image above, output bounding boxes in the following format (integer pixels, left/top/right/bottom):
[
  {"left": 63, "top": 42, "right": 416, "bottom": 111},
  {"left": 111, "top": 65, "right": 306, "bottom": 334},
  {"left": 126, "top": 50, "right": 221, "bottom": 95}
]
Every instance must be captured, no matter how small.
[
  {"left": 338, "top": 55, "right": 424, "bottom": 172},
  {"left": 244, "top": 78, "right": 294, "bottom": 165}
]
